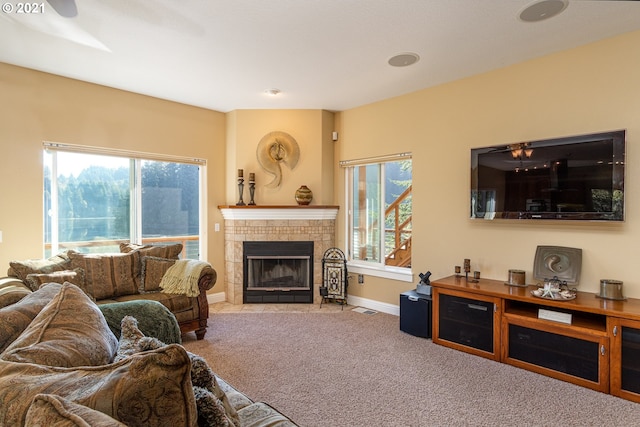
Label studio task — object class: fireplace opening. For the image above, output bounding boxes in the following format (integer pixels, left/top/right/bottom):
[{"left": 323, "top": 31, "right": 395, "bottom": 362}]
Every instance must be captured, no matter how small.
[
  {"left": 247, "top": 256, "right": 310, "bottom": 290},
  {"left": 243, "top": 241, "right": 313, "bottom": 303}
]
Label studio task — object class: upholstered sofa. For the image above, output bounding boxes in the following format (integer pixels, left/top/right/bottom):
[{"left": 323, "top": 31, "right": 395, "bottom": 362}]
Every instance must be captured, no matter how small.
[
  {"left": 0, "top": 282, "right": 297, "bottom": 426},
  {"left": 1, "top": 243, "right": 216, "bottom": 339}
]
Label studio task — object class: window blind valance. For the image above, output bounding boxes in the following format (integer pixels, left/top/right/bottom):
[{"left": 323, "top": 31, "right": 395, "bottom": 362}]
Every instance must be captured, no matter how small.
[
  {"left": 43, "top": 141, "right": 206, "bottom": 166},
  {"left": 339, "top": 152, "right": 411, "bottom": 167}
]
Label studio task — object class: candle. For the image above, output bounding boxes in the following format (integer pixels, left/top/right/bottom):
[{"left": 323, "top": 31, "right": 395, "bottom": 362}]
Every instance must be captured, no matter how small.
[
  {"left": 249, "top": 173, "right": 255, "bottom": 181},
  {"left": 238, "top": 169, "right": 243, "bottom": 178}
]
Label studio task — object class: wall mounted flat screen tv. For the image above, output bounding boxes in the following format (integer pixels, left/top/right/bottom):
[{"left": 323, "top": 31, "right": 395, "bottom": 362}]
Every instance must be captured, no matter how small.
[{"left": 471, "top": 130, "right": 625, "bottom": 221}]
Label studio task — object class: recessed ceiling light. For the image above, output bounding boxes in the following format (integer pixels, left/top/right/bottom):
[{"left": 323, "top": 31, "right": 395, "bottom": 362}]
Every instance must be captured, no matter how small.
[
  {"left": 265, "top": 88, "right": 281, "bottom": 96},
  {"left": 519, "top": 0, "right": 568, "bottom": 23},
  {"left": 388, "top": 53, "right": 420, "bottom": 67}
]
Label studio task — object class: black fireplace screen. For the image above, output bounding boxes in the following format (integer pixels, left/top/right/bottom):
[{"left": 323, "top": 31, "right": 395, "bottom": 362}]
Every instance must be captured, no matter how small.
[{"left": 246, "top": 256, "right": 311, "bottom": 290}]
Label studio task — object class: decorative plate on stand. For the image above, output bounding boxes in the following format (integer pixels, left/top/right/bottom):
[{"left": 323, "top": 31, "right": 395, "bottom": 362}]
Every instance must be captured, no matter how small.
[{"left": 533, "top": 246, "right": 582, "bottom": 285}]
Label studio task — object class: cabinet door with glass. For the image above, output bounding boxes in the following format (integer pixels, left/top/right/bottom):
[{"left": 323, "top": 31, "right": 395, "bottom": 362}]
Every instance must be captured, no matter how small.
[
  {"left": 433, "top": 288, "right": 501, "bottom": 361},
  {"left": 610, "top": 317, "right": 640, "bottom": 403}
]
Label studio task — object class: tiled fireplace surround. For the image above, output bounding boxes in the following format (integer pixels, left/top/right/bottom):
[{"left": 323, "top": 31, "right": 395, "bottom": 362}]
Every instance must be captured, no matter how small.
[{"left": 219, "top": 206, "right": 339, "bottom": 305}]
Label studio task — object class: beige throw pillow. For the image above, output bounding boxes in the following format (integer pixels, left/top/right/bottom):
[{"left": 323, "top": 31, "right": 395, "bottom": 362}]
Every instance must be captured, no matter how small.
[
  {"left": 0, "top": 345, "right": 197, "bottom": 427},
  {"left": 141, "top": 256, "right": 176, "bottom": 293},
  {"left": 25, "top": 394, "right": 128, "bottom": 427},
  {"left": 9, "top": 252, "right": 72, "bottom": 282},
  {"left": 0, "top": 282, "right": 118, "bottom": 368},
  {"left": 0, "top": 282, "right": 62, "bottom": 353},
  {"left": 119, "top": 242, "right": 183, "bottom": 260},
  {"left": 114, "top": 315, "right": 240, "bottom": 427},
  {"left": 69, "top": 251, "right": 141, "bottom": 300},
  {"left": 25, "top": 268, "right": 91, "bottom": 298}
]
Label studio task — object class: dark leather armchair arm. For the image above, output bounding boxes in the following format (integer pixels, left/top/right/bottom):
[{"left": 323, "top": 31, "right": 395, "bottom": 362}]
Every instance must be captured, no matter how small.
[
  {"left": 190, "top": 265, "right": 217, "bottom": 340},
  {"left": 198, "top": 266, "right": 217, "bottom": 292}
]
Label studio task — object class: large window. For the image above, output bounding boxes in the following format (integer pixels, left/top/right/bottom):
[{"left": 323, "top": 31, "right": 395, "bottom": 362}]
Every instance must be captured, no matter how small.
[
  {"left": 43, "top": 143, "right": 206, "bottom": 259},
  {"left": 342, "top": 153, "right": 412, "bottom": 281}
]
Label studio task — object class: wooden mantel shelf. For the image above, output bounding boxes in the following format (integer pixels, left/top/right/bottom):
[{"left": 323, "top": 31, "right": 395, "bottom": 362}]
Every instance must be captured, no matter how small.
[
  {"left": 217, "top": 205, "right": 339, "bottom": 209},
  {"left": 218, "top": 205, "right": 339, "bottom": 220}
]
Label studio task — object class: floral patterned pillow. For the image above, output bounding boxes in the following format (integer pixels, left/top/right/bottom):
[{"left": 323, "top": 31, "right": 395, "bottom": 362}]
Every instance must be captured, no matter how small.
[
  {"left": 0, "top": 282, "right": 62, "bottom": 353},
  {"left": 25, "top": 394, "right": 127, "bottom": 427},
  {"left": 0, "top": 282, "right": 118, "bottom": 368},
  {"left": 69, "top": 252, "right": 141, "bottom": 300},
  {"left": 0, "top": 345, "right": 196, "bottom": 427},
  {"left": 114, "top": 315, "right": 240, "bottom": 427}
]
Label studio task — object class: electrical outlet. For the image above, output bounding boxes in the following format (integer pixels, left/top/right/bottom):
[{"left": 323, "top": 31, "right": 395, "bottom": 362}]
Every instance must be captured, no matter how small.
[
  {"left": 358, "top": 274, "right": 364, "bottom": 284},
  {"left": 214, "top": 223, "right": 220, "bottom": 232}
]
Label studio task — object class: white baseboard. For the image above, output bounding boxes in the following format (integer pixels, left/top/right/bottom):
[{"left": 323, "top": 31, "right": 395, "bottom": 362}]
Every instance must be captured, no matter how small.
[
  {"left": 207, "top": 292, "right": 226, "bottom": 304},
  {"left": 208, "top": 291, "right": 400, "bottom": 316},
  {"left": 347, "top": 295, "right": 399, "bottom": 316}
]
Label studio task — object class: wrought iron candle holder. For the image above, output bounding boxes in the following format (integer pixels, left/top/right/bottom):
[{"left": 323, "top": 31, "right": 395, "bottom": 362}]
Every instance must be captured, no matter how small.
[
  {"left": 248, "top": 173, "right": 256, "bottom": 205},
  {"left": 455, "top": 258, "right": 479, "bottom": 282},
  {"left": 464, "top": 258, "right": 471, "bottom": 281},
  {"left": 236, "top": 169, "right": 246, "bottom": 206}
]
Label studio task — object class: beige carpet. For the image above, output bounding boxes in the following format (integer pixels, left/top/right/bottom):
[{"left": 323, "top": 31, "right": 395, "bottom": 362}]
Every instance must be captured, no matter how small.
[{"left": 183, "top": 308, "right": 640, "bottom": 426}]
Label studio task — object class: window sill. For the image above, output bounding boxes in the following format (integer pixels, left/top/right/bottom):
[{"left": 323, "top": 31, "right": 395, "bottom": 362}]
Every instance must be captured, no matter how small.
[{"left": 347, "top": 262, "right": 413, "bottom": 282}]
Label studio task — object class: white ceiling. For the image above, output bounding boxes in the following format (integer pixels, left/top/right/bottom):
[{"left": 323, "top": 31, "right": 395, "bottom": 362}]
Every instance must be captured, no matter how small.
[{"left": 2, "top": 0, "right": 640, "bottom": 113}]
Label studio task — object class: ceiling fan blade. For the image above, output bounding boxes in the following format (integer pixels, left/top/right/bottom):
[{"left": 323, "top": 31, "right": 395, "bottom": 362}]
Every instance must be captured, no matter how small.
[{"left": 46, "top": 0, "right": 77, "bottom": 18}]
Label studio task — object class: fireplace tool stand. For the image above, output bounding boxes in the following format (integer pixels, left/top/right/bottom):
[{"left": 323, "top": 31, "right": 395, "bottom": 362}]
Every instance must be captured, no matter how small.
[{"left": 320, "top": 247, "right": 348, "bottom": 310}]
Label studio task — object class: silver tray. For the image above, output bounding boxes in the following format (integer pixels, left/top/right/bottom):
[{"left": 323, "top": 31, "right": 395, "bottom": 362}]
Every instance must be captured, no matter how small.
[{"left": 531, "top": 289, "right": 576, "bottom": 301}]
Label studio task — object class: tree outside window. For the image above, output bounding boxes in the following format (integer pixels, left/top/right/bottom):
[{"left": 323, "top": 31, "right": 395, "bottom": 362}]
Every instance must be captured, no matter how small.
[{"left": 44, "top": 148, "right": 204, "bottom": 259}]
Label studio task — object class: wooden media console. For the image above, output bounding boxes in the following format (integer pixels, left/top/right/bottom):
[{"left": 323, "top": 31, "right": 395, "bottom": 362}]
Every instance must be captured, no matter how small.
[{"left": 431, "top": 275, "right": 640, "bottom": 402}]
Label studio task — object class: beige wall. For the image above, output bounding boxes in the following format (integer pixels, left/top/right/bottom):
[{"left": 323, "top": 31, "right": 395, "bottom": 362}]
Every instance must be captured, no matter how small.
[
  {"left": 225, "top": 109, "right": 334, "bottom": 205},
  {"left": 3, "top": 29, "right": 640, "bottom": 306},
  {"left": 336, "top": 30, "right": 640, "bottom": 303},
  {"left": 0, "top": 63, "right": 228, "bottom": 293}
]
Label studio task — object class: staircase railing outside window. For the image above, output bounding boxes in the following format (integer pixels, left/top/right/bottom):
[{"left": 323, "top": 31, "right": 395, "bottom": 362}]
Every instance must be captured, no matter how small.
[{"left": 384, "top": 185, "right": 412, "bottom": 267}]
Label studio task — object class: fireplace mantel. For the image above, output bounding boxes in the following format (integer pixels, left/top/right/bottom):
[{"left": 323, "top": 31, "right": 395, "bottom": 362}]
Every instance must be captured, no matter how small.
[
  {"left": 219, "top": 205, "right": 339, "bottom": 304},
  {"left": 218, "top": 205, "right": 339, "bottom": 220}
]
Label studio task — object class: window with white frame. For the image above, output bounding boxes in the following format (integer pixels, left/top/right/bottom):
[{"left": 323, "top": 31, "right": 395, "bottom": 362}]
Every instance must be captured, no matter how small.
[
  {"left": 43, "top": 143, "right": 206, "bottom": 260},
  {"left": 342, "top": 153, "right": 412, "bottom": 282}
]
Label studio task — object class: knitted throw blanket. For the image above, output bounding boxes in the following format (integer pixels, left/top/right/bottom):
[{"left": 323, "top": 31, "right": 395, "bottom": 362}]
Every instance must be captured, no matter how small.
[{"left": 159, "top": 260, "right": 210, "bottom": 297}]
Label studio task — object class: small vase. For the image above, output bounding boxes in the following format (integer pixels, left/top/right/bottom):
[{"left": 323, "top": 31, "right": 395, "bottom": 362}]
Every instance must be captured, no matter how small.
[{"left": 295, "top": 185, "right": 313, "bottom": 205}]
